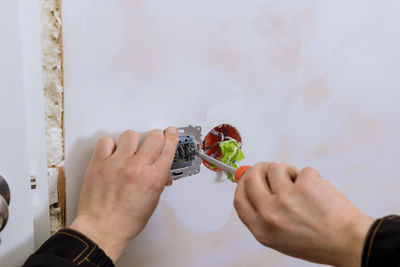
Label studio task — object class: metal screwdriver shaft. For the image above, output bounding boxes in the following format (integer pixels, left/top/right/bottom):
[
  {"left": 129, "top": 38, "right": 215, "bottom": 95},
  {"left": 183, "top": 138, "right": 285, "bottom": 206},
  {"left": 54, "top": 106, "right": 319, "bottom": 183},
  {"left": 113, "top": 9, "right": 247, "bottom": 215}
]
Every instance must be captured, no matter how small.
[
  {"left": 193, "top": 151, "right": 237, "bottom": 176},
  {"left": 194, "top": 150, "right": 251, "bottom": 183}
]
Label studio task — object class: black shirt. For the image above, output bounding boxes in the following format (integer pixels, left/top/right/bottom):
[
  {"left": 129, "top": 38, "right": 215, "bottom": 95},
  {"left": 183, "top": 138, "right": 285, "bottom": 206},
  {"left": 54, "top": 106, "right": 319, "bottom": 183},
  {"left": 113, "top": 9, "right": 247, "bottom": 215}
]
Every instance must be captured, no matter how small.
[
  {"left": 362, "top": 215, "right": 400, "bottom": 267},
  {"left": 23, "top": 228, "right": 114, "bottom": 267}
]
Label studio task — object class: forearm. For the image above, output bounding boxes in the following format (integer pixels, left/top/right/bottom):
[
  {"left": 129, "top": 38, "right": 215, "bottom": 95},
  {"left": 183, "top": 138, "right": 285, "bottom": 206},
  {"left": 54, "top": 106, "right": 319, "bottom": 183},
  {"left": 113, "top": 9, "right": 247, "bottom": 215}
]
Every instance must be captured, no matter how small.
[
  {"left": 333, "top": 212, "right": 375, "bottom": 267},
  {"left": 70, "top": 215, "right": 129, "bottom": 263}
]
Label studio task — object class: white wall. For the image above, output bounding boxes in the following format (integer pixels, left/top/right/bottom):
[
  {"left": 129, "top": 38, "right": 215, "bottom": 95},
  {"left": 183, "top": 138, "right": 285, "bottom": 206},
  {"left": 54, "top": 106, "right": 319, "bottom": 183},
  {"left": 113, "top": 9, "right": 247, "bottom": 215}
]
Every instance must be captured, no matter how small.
[
  {"left": 0, "top": 1, "right": 38, "bottom": 266},
  {"left": 19, "top": 0, "right": 51, "bottom": 249},
  {"left": 63, "top": 1, "right": 400, "bottom": 266},
  {"left": 0, "top": 1, "right": 50, "bottom": 266}
]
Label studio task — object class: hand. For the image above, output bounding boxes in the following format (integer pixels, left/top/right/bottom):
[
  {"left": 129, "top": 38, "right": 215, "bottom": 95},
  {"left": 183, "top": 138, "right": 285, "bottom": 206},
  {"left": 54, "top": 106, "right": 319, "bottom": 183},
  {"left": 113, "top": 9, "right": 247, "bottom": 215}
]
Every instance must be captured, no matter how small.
[
  {"left": 70, "top": 127, "right": 179, "bottom": 262},
  {"left": 234, "top": 163, "right": 374, "bottom": 267}
]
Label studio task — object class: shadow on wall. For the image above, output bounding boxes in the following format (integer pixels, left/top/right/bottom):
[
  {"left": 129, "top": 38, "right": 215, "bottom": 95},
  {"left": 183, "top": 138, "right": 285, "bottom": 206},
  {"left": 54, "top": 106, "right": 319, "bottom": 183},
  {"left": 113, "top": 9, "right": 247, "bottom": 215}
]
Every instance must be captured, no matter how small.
[{"left": 66, "top": 131, "right": 118, "bottom": 223}]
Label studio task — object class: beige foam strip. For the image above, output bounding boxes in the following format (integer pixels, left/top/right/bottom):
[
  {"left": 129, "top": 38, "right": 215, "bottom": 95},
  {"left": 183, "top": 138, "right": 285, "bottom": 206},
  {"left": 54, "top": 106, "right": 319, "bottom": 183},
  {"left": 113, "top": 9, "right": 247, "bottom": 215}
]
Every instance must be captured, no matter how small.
[{"left": 40, "top": 0, "right": 65, "bottom": 233}]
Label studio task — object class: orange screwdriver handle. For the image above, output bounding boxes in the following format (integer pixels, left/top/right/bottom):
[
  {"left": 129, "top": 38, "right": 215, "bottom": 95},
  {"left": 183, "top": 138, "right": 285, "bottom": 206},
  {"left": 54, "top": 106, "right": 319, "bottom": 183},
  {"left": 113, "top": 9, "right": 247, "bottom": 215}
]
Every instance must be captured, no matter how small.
[{"left": 234, "top": 165, "right": 251, "bottom": 183}]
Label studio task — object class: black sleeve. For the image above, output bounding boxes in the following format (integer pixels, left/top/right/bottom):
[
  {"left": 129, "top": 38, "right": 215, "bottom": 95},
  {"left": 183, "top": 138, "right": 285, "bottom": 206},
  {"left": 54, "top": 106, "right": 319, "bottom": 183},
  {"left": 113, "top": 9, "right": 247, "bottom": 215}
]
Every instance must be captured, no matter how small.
[
  {"left": 362, "top": 215, "right": 400, "bottom": 267},
  {"left": 23, "top": 228, "right": 115, "bottom": 267}
]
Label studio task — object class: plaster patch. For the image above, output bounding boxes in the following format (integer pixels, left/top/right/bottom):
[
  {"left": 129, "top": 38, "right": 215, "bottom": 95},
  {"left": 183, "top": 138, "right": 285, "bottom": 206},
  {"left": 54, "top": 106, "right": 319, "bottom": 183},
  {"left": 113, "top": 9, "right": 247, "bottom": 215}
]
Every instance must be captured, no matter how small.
[{"left": 302, "top": 73, "right": 330, "bottom": 110}]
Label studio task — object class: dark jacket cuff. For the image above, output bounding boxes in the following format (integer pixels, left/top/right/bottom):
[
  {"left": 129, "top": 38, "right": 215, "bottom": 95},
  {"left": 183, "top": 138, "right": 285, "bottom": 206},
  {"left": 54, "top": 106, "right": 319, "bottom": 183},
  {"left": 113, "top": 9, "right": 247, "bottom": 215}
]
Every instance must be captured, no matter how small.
[
  {"left": 362, "top": 215, "right": 400, "bottom": 267},
  {"left": 24, "top": 228, "right": 114, "bottom": 267}
]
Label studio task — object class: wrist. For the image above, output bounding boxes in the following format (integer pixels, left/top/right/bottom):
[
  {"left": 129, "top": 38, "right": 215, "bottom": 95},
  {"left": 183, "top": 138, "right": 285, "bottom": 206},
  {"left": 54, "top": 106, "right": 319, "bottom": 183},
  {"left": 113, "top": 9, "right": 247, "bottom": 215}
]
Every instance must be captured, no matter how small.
[
  {"left": 334, "top": 212, "right": 375, "bottom": 267},
  {"left": 70, "top": 215, "right": 127, "bottom": 263}
]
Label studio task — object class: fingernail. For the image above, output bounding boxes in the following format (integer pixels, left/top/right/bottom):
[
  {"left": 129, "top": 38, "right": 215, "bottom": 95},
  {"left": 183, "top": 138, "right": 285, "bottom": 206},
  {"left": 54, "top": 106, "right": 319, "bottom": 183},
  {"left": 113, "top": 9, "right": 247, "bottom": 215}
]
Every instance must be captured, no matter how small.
[{"left": 166, "top": 127, "right": 178, "bottom": 135}]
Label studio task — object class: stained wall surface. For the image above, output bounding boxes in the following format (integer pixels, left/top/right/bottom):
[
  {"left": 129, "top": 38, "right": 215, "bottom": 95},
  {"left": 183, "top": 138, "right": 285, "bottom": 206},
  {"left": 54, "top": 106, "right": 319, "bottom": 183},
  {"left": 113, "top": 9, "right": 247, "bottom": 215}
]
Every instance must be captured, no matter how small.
[{"left": 63, "top": 1, "right": 400, "bottom": 266}]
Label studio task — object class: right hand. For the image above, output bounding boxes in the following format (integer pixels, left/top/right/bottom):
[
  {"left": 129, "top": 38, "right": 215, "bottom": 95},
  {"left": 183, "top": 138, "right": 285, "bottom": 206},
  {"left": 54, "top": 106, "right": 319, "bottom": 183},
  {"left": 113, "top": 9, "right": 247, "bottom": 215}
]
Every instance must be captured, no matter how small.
[{"left": 234, "top": 163, "right": 374, "bottom": 267}]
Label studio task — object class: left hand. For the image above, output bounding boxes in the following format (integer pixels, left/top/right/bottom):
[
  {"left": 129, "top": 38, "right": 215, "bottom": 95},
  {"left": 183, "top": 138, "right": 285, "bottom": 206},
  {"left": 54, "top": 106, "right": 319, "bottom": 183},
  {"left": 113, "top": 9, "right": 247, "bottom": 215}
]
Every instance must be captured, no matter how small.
[{"left": 70, "top": 127, "right": 179, "bottom": 262}]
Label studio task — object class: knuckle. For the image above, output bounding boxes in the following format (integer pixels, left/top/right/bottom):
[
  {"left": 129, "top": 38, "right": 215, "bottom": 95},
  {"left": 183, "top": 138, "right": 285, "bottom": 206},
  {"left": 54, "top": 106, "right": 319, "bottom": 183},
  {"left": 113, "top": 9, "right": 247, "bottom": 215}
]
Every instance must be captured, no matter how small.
[
  {"left": 141, "top": 170, "right": 165, "bottom": 189},
  {"left": 249, "top": 163, "right": 267, "bottom": 177},
  {"left": 259, "top": 204, "right": 281, "bottom": 226},
  {"left": 121, "top": 168, "right": 132, "bottom": 178},
  {"left": 91, "top": 164, "right": 109, "bottom": 178},
  {"left": 121, "top": 165, "right": 140, "bottom": 178},
  {"left": 254, "top": 232, "right": 272, "bottom": 247},
  {"left": 243, "top": 174, "right": 255, "bottom": 188},
  {"left": 257, "top": 162, "right": 278, "bottom": 175},
  {"left": 302, "top": 166, "right": 313, "bottom": 172},
  {"left": 165, "top": 135, "right": 178, "bottom": 147},
  {"left": 259, "top": 209, "right": 273, "bottom": 224},
  {"left": 145, "top": 129, "right": 165, "bottom": 146},
  {"left": 242, "top": 166, "right": 254, "bottom": 179},
  {"left": 277, "top": 194, "right": 293, "bottom": 209},
  {"left": 149, "top": 129, "right": 164, "bottom": 139},
  {"left": 252, "top": 163, "right": 261, "bottom": 171},
  {"left": 245, "top": 164, "right": 263, "bottom": 179},
  {"left": 255, "top": 162, "right": 274, "bottom": 170},
  {"left": 251, "top": 226, "right": 273, "bottom": 247},
  {"left": 280, "top": 163, "right": 295, "bottom": 171},
  {"left": 268, "top": 163, "right": 284, "bottom": 173},
  {"left": 262, "top": 238, "right": 274, "bottom": 248},
  {"left": 122, "top": 129, "right": 140, "bottom": 140},
  {"left": 233, "top": 197, "right": 241, "bottom": 211},
  {"left": 97, "top": 136, "right": 113, "bottom": 146},
  {"left": 296, "top": 179, "right": 311, "bottom": 193},
  {"left": 302, "top": 166, "right": 321, "bottom": 177},
  {"left": 147, "top": 177, "right": 164, "bottom": 192},
  {"left": 162, "top": 145, "right": 176, "bottom": 157}
]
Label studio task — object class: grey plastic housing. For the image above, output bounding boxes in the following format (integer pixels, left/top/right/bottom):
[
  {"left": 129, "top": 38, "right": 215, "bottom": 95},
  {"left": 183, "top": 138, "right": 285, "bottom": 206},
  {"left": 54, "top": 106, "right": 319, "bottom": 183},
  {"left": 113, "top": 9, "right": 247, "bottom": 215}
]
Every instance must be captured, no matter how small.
[{"left": 169, "top": 125, "right": 202, "bottom": 180}]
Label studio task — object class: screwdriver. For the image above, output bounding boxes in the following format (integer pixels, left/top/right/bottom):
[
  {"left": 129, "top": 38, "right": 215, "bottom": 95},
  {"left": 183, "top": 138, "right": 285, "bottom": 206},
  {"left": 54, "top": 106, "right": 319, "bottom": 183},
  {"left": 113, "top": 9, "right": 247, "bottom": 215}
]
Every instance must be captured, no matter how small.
[{"left": 194, "top": 151, "right": 251, "bottom": 183}]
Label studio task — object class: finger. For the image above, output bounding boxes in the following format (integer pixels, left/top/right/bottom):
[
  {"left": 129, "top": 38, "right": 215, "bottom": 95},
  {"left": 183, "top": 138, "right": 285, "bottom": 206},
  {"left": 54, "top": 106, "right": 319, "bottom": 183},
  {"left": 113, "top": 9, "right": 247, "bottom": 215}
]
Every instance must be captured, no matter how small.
[
  {"left": 154, "top": 127, "right": 179, "bottom": 174},
  {"left": 92, "top": 137, "right": 116, "bottom": 161},
  {"left": 114, "top": 130, "right": 140, "bottom": 158},
  {"left": 136, "top": 129, "right": 165, "bottom": 164},
  {"left": 267, "top": 163, "right": 299, "bottom": 194},
  {"left": 244, "top": 162, "right": 275, "bottom": 212},
  {"left": 234, "top": 177, "right": 258, "bottom": 227},
  {"left": 295, "top": 167, "right": 322, "bottom": 186}
]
